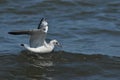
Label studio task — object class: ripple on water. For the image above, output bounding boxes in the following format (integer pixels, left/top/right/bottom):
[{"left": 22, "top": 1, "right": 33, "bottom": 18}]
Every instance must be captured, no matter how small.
[{"left": 0, "top": 51, "right": 120, "bottom": 80}]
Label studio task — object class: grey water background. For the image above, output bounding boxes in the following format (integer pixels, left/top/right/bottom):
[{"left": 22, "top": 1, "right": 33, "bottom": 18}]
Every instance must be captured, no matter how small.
[{"left": 0, "top": 0, "right": 120, "bottom": 80}]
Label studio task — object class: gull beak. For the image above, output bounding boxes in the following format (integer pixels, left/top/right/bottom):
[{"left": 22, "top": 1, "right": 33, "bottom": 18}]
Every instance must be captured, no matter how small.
[{"left": 57, "top": 42, "right": 62, "bottom": 48}]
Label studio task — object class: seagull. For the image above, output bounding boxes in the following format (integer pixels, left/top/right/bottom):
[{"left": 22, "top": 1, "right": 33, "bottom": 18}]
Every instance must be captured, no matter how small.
[{"left": 8, "top": 18, "right": 61, "bottom": 53}]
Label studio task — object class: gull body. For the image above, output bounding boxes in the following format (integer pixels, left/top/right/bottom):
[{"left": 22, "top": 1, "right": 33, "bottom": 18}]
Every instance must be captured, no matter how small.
[
  {"left": 21, "top": 40, "right": 59, "bottom": 53},
  {"left": 8, "top": 18, "right": 60, "bottom": 53}
]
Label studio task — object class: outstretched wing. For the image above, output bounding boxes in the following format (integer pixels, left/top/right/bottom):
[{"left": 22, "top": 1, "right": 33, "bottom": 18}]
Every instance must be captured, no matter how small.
[
  {"left": 8, "top": 18, "right": 49, "bottom": 48},
  {"left": 8, "top": 29, "right": 47, "bottom": 48}
]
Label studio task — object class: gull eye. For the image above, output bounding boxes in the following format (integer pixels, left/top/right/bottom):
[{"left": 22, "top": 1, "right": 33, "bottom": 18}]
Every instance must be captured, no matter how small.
[
  {"left": 56, "top": 42, "right": 58, "bottom": 45},
  {"left": 53, "top": 42, "right": 57, "bottom": 45}
]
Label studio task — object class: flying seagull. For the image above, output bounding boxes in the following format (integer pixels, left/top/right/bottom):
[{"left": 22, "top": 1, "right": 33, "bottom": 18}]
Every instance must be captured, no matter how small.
[{"left": 8, "top": 18, "right": 61, "bottom": 53}]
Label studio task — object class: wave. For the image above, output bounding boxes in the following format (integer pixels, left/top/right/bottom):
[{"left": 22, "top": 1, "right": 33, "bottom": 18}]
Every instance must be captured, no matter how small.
[
  {"left": 0, "top": 50, "right": 120, "bottom": 79},
  {"left": 18, "top": 50, "right": 120, "bottom": 62}
]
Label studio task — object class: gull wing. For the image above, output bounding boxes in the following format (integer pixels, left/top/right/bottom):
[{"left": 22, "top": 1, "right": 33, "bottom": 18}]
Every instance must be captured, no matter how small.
[
  {"left": 8, "top": 18, "right": 48, "bottom": 48},
  {"left": 30, "top": 18, "right": 48, "bottom": 47},
  {"left": 29, "top": 29, "right": 47, "bottom": 47},
  {"left": 8, "top": 29, "right": 47, "bottom": 48}
]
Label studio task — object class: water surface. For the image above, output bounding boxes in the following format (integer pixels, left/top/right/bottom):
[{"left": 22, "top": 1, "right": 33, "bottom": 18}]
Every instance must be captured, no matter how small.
[{"left": 0, "top": 0, "right": 120, "bottom": 80}]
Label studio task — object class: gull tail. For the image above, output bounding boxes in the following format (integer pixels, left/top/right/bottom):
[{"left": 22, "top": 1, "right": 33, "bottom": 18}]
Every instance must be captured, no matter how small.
[{"left": 8, "top": 30, "right": 31, "bottom": 35}]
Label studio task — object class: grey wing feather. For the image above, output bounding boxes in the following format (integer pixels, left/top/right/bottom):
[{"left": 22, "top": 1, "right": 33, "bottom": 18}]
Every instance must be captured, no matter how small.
[{"left": 29, "top": 29, "right": 46, "bottom": 48}]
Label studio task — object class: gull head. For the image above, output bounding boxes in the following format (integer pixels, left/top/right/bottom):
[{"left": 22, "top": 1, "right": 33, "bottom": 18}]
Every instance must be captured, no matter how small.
[{"left": 50, "top": 39, "right": 62, "bottom": 47}]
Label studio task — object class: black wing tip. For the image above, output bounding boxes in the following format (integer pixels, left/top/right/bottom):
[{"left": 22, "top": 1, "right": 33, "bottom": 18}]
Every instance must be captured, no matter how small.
[
  {"left": 41, "top": 18, "right": 45, "bottom": 21},
  {"left": 37, "top": 18, "right": 46, "bottom": 29},
  {"left": 8, "top": 32, "right": 17, "bottom": 35},
  {"left": 41, "top": 18, "right": 46, "bottom": 21},
  {"left": 8, "top": 32, "right": 11, "bottom": 34},
  {"left": 8, "top": 31, "right": 27, "bottom": 35},
  {"left": 8, "top": 32, "right": 13, "bottom": 34}
]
